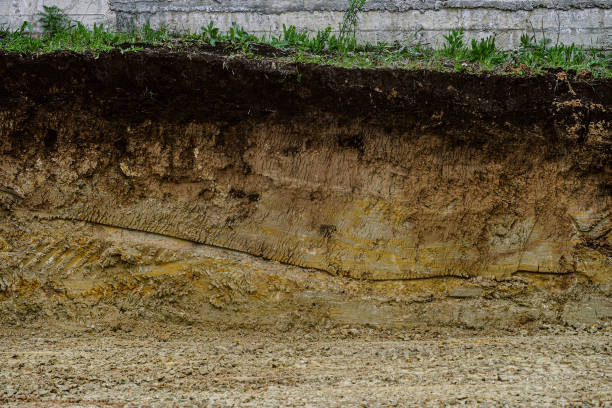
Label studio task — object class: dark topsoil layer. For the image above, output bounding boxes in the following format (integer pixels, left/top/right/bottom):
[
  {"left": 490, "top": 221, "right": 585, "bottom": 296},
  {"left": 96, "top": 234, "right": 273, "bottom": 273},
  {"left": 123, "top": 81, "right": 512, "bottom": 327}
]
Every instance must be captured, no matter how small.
[
  {"left": 0, "top": 48, "right": 611, "bottom": 168},
  {"left": 1, "top": 48, "right": 610, "bottom": 124}
]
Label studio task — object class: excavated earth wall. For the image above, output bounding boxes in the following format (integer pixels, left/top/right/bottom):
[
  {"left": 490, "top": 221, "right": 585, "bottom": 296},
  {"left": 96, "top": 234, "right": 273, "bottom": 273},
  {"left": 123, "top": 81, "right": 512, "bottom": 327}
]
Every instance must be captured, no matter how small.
[{"left": 0, "top": 48, "right": 611, "bottom": 330}]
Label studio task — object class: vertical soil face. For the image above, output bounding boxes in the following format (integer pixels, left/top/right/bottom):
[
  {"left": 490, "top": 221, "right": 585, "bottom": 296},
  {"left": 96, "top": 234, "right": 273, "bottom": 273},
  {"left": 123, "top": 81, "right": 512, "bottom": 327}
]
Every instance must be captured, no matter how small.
[{"left": 0, "top": 49, "right": 610, "bottom": 328}]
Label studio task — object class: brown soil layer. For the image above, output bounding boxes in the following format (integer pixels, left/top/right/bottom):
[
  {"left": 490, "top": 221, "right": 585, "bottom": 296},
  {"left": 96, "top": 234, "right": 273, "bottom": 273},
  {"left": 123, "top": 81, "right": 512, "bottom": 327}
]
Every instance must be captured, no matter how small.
[{"left": 0, "top": 49, "right": 611, "bottom": 329}]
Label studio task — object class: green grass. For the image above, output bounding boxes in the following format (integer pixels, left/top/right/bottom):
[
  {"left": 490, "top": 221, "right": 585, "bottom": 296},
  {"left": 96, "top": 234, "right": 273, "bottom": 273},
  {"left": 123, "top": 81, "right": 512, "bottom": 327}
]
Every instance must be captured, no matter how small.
[{"left": 1, "top": 6, "right": 610, "bottom": 77}]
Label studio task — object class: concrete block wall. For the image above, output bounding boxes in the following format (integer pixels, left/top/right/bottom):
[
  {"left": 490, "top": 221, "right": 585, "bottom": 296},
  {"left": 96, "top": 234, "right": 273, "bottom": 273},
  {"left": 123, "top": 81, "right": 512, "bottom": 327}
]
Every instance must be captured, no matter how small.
[
  {"left": 1, "top": 0, "right": 611, "bottom": 50},
  {"left": 0, "top": 0, "right": 114, "bottom": 30}
]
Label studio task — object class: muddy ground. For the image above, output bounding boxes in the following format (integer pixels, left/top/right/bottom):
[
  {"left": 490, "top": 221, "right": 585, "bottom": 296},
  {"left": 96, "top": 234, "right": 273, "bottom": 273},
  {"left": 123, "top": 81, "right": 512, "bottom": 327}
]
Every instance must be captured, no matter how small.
[{"left": 0, "top": 325, "right": 611, "bottom": 407}]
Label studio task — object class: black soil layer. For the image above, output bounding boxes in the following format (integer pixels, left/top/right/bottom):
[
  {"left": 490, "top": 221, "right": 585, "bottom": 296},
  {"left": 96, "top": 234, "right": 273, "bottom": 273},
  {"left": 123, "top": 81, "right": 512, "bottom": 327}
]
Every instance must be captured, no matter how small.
[{"left": 0, "top": 49, "right": 610, "bottom": 135}]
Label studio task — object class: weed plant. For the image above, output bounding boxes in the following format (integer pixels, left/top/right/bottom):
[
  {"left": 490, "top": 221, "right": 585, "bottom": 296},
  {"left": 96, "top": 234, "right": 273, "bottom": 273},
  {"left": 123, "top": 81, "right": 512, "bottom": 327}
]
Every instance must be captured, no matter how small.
[
  {"left": 37, "top": 5, "right": 72, "bottom": 36},
  {"left": 338, "top": 0, "right": 366, "bottom": 52},
  {"left": 0, "top": 4, "right": 609, "bottom": 77}
]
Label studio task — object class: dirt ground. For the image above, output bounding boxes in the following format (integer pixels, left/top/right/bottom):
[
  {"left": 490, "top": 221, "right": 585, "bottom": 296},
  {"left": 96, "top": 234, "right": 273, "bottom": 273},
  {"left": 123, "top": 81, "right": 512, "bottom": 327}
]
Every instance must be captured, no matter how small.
[{"left": 0, "top": 325, "right": 610, "bottom": 407}]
